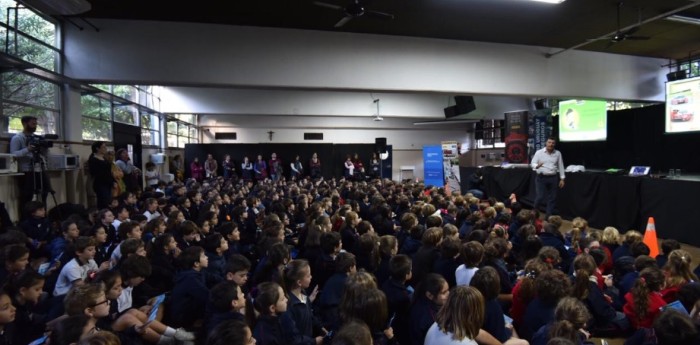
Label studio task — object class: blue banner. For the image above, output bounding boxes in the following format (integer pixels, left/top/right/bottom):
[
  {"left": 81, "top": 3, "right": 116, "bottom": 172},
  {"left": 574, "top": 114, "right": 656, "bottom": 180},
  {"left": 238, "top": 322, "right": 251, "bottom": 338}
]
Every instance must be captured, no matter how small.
[
  {"left": 534, "top": 113, "right": 548, "bottom": 151},
  {"left": 423, "top": 145, "right": 444, "bottom": 187}
]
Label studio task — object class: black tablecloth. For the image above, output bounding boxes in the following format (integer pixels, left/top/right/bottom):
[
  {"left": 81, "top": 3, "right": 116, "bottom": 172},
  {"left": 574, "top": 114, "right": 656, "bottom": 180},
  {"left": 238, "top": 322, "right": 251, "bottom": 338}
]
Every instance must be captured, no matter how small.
[{"left": 460, "top": 166, "right": 698, "bottom": 246}]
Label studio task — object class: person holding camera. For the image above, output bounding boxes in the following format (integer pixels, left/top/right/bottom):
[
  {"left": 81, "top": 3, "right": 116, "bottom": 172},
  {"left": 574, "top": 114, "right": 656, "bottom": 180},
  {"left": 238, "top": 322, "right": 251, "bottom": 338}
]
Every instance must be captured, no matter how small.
[{"left": 9, "top": 116, "right": 52, "bottom": 211}]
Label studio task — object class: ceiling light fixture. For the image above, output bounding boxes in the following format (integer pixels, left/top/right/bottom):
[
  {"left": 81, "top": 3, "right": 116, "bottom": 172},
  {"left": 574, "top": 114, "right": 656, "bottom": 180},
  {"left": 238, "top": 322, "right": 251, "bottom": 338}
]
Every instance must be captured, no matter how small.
[
  {"left": 665, "top": 15, "right": 700, "bottom": 26},
  {"left": 524, "top": 0, "right": 566, "bottom": 4}
]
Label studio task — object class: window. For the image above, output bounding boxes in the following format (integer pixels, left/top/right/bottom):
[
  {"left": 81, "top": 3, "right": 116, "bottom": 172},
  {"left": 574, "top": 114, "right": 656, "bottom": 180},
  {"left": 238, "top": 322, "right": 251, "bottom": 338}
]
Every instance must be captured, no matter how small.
[
  {"left": 141, "top": 113, "right": 160, "bottom": 146},
  {"left": 81, "top": 94, "right": 112, "bottom": 141},
  {"left": 0, "top": 0, "right": 60, "bottom": 135},
  {"left": 81, "top": 85, "right": 162, "bottom": 144},
  {"left": 0, "top": 0, "right": 59, "bottom": 71},
  {"left": 679, "top": 59, "right": 700, "bottom": 79},
  {"left": 2, "top": 71, "right": 59, "bottom": 135},
  {"left": 167, "top": 115, "right": 198, "bottom": 148}
]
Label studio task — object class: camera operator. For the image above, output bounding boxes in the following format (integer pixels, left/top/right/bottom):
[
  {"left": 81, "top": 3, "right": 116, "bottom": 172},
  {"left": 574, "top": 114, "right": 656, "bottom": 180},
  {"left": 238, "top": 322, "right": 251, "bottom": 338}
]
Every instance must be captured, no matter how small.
[{"left": 9, "top": 116, "right": 52, "bottom": 210}]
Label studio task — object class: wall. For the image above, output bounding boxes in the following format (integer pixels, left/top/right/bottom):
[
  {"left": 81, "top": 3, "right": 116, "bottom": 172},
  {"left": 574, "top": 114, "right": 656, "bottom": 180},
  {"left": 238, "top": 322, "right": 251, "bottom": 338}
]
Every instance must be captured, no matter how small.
[
  {"left": 63, "top": 19, "right": 668, "bottom": 101},
  {"left": 161, "top": 88, "right": 532, "bottom": 120}
]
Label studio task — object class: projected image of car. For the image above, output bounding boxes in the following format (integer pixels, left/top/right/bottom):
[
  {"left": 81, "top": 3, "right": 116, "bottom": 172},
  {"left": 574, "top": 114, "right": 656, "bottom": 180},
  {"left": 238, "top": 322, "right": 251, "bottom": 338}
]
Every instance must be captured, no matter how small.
[
  {"left": 671, "top": 95, "right": 689, "bottom": 105},
  {"left": 671, "top": 109, "right": 693, "bottom": 122}
]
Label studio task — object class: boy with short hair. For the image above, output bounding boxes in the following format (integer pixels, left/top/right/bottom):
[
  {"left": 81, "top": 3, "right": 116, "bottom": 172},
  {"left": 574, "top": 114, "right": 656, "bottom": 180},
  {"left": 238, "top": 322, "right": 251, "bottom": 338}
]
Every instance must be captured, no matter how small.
[
  {"left": 225, "top": 254, "right": 251, "bottom": 290},
  {"left": 176, "top": 220, "right": 200, "bottom": 250},
  {"left": 168, "top": 246, "right": 210, "bottom": 328},
  {"left": 110, "top": 221, "right": 143, "bottom": 264},
  {"left": 381, "top": 254, "right": 413, "bottom": 345},
  {"left": 19, "top": 201, "right": 51, "bottom": 255},
  {"left": 143, "top": 198, "right": 161, "bottom": 221},
  {"left": 204, "top": 280, "right": 246, "bottom": 336},
  {"left": 48, "top": 220, "right": 81, "bottom": 263},
  {"left": 111, "top": 205, "right": 130, "bottom": 236},
  {"left": 54, "top": 236, "right": 106, "bottom": 296},
  {"left": 314, "top": 232, "right": 342, "bottom": 289},
  {"left": 203, "top": 233, "right": 229, "bottom": 287},
  {"left": 319, "top": 252, "right": 356, "bottom": 329}
]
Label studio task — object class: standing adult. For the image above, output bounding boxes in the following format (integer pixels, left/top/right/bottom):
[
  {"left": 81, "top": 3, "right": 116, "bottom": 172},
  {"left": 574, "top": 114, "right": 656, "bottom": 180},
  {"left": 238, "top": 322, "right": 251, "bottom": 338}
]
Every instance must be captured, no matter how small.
[
  {"left": 222, "top": 154, "right": 236, "bottom": 180},
  {"left": 88, "top": 141, "right": 114, "bottom": 209},
  {"left": 241, "top": 156, "right": 253, "bottom": 181},
  {"left": 269, "top": 153, "right": 283, "bottom": 182},
  {"left": 10, "top": 115, "right": 51, "bottom": 209},
  {"left": 531, "top": 137, "right": 565, "bottom": 218},
  {"left": 254, "top": 154, "right": 268, "bottom": 181},
  {"left": 170, "top": 154, "right": 184, "bottom": 182},
  {"left": 204, "top": 153, "right": 218, "bottom": 179},
  {"left": 106, "top": 151, "right": 124, "bottom": 198},
  {"left": 290, "top": 155, "right": 304, "bottom": 180},
  {"left": 370, "top": 153, "right": 381, "bottom": 179},
  {"left": 115, "top": 149, "right": 141, "bottom": 193},
  {"left": 309, "top": 152, "right": 321, "bottom": 180},
  {"left": 344, "top": 155, "right": 354, "bottom": 180},
  {"left": 190, "top": 157, "right": 204, "bottom": 181},
  {"left": 353, "top": 153, "right": 365, "bottom": 180}
]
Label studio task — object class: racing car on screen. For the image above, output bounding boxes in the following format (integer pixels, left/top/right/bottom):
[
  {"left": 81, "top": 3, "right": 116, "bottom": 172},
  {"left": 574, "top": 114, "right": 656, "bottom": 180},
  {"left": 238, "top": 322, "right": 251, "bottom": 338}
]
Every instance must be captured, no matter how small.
[{"left": 671, "top": 109, "right": 693, "bottom": 122}]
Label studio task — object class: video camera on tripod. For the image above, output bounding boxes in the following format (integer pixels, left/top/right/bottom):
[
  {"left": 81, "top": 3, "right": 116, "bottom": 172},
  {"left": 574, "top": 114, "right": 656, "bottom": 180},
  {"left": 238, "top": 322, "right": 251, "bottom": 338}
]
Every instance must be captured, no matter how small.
[{"left": 28, "top": 134, "right": 57, "bottom": 153}]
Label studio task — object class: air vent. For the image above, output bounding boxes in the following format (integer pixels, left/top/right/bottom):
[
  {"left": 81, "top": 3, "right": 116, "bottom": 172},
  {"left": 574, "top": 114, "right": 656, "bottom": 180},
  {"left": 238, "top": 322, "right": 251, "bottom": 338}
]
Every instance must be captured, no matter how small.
[
  {"left": 304, "top": 133, "right": 323, "bottom": 140},
  {"left": 215, "top": 132, "right": 237, "bottom": 140}
]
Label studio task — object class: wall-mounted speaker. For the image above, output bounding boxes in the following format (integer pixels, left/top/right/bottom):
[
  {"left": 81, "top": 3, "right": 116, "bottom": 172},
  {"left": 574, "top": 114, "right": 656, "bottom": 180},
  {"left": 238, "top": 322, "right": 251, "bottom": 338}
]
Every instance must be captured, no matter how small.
[
  {"left": 375, "top": 137, "right": 387, "bottom": 153},
  {"left": 667, "top": 70, "right": 687, "bottom": 82},
  {"left": 444, "top": 105, "right": 459, "bottom": 118},
  {"left": 455, "top": 96, "right": 476, "bottom": 115},
  {"left": 534, "top": 99, "right": 547, "bottom": 110}
]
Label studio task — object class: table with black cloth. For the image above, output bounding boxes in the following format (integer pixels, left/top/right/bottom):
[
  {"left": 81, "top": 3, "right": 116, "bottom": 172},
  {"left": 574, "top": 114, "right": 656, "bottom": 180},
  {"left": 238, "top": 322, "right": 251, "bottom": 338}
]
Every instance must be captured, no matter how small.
[{"left": 459, "top": 166, "right": 700, "bottom": 247}]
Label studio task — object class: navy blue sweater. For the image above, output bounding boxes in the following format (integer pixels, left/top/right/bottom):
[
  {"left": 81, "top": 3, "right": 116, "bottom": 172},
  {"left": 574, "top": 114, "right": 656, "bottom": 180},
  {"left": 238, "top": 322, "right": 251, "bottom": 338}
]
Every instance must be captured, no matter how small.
[
  {"left": 168, "top": 269, "right": 210, "bottom": 328},
  {"left": 409, "top": 297, "right": 439, "bottom": 345}
]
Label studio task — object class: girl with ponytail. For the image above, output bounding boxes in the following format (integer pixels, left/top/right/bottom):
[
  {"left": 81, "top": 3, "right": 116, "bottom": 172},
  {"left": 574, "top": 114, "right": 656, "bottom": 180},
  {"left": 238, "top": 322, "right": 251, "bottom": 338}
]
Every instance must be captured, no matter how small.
[
  {"left": 623, "top": 267, "right": 666, "bottom": 329},
  {"left": 510, "top": 259, "right": 550, "bottom": 329},
  {"left": 661, "top": 249, "right": 698, "bottom": 302},
  {"left": 571, "top": 254, "right": 628, "bottom": 332}
]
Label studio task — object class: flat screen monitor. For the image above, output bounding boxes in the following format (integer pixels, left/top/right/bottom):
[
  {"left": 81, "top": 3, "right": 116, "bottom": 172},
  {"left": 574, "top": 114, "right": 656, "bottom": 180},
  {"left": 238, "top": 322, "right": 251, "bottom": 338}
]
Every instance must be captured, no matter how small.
[
  {"left": 628, "top": 166, "right": 650, "bottom": 176},
  {"left": 666, "top": 76, "right": 700, "bottom": 133},
  {"left": 558, "top": 99, "right": 607, "bottom": 142}
]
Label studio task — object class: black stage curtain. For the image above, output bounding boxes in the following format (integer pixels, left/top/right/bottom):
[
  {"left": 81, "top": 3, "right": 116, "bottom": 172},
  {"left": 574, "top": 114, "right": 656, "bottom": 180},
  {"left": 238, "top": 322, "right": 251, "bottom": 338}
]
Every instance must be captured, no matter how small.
[
  {"left": 183, "top": 143, "right": 391, "bottom": 180},
  {"left": 461, "top": 166, "right": 697, "bottom": 246},
  {"left": 558, "top": 104, "right": 700, "bottom": 173}
]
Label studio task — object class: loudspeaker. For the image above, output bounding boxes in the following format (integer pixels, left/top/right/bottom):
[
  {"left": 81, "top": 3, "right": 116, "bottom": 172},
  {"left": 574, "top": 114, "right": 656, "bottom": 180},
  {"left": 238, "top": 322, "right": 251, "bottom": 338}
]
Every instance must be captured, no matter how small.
[
  {"left": 534, "top": 99, "right": 547, "bottom": 110},
  {"left": 474, "top": 121, "right": 484, "bottom": 140},
  {"left": 454, "top": 96, "right": 476, "bottom": 114},
  {"left": 444, "top": 105, "right": 459, "bottom": 118},
  {"left": 667, "top": 70, "right": 687, "bottom": 82},
  {"left": 375, "top": 137, "right": 387, "bottom": 153}
]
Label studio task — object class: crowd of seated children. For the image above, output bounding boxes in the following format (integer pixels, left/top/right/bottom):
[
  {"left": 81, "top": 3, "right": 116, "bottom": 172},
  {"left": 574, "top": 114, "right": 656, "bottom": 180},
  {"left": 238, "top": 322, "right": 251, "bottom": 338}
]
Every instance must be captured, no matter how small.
[{"left": 3, "top": 171, "right": 700, "bottom": 345}]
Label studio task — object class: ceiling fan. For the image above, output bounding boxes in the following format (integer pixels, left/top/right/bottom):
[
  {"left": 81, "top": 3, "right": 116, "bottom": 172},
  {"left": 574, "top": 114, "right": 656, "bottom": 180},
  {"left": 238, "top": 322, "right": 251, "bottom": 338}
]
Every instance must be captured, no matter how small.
[
  {"left": 590, "top": 1, "right": 650, "bottom": 48},
  {"left": 313, "top": 0, "right": 395, "bottom": 28}
]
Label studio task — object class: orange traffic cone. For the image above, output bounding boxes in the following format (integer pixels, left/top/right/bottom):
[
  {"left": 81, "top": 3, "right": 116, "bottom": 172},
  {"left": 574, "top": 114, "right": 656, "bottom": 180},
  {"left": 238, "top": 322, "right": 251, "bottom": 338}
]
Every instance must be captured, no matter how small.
[{"left": 643, "top": 217, "right": 660, "bottom": 258}]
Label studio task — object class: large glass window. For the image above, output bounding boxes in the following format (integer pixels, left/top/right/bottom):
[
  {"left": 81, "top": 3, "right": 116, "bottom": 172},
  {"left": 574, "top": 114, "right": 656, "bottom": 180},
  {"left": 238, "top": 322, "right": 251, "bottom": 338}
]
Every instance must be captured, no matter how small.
[
  {"left": 81, "top": 85, "right": 162, "bottom": 145},
  {"left": 81, "top": 94, "right": 112, "bottom": 141},
  {"left": 0, "top": 0, "right": 60, "bottom": 135},
  {"left": 2, "top": 71, "right": 59, "bottom": 135},
  {"left": 0, "top": 0, "right": 59, "bottom": 71},
  {"left": 141, "top": 113, "right": 160, "bottom": 146},
  {"left": 167, "top": 115, "right": 198, "bottom": 148}
]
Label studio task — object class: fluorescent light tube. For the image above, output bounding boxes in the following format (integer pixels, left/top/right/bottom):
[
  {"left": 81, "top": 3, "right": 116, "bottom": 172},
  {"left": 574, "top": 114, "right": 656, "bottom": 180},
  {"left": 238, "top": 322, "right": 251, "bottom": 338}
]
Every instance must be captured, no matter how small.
[
  {"left": 665, "top": 15, "right": 700, "bottom": 26},
  {"left": 525, "top": 0, "right": 566, "bottom": 4}
]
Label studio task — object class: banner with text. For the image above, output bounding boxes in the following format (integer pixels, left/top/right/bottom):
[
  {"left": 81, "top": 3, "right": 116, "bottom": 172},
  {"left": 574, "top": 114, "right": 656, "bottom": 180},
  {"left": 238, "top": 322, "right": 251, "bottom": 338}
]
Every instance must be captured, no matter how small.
[
  {"left": 442, "top": 141, "right": 461, "bottom": 193},
  {"left": 504, "top": 111, "right": 529, "bottom": 164},
  {"left": 423, "top": 145, "right": 444, "bottom": 187}
]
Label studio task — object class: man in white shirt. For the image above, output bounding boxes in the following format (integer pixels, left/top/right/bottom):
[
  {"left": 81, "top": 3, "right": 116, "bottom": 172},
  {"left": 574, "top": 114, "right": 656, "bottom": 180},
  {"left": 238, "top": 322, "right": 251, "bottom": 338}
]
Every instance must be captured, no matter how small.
[{"left": 530, "top": 137, "right": 565, "bottom": 218}]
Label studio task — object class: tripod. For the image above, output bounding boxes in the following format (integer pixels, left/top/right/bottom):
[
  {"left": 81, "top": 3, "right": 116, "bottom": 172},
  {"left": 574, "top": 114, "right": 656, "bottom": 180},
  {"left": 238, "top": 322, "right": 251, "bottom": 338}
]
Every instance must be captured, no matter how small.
[{"left": 29, "top": 150, "right": 57, "bottom": 208}]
